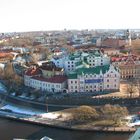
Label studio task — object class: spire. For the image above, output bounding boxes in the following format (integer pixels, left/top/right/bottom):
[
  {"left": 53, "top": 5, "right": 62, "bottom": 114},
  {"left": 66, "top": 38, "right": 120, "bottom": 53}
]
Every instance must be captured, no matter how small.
[{"left": 126, "top": 29, "right": 132, "bottom": 54}]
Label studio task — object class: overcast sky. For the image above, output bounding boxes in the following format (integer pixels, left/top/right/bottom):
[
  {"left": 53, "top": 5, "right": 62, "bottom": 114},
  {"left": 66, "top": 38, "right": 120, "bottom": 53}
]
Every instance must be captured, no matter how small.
[{"left": 0, "top": 0, "right": 140, "bottom": 32}]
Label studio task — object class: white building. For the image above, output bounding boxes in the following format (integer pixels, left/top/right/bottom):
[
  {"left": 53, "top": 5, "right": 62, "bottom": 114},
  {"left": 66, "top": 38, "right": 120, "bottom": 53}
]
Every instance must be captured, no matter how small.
[
  {"left": 51, "top": 49, "right": 110, "bottom": 74},
  {"left": 24, "top": 66, "right": 67, "bottom": 93},
  {"left": 68, "top": 65, "right": 120, "bottom": 93},
  {"left": 86, "top": 50, "right": 110, "bottom": 67}
]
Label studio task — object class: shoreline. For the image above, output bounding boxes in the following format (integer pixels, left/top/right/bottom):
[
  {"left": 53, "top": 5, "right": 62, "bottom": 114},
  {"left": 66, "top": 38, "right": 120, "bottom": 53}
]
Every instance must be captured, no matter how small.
[{"left": 0, "top": 110, "right": 136, "bottom": 133}]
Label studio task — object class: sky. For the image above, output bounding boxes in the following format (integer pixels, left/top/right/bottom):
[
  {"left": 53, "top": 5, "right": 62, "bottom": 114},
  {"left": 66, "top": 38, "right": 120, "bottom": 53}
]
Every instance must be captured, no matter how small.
[{"left": 0, "top": 0, "right": 140, "bottom": 32}]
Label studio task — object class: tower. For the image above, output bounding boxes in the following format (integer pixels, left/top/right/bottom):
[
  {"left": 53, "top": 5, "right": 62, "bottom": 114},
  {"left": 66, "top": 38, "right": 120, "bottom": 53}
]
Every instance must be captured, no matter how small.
[{"left": 126, "top": 29, "right": 131, "bottom": 47}]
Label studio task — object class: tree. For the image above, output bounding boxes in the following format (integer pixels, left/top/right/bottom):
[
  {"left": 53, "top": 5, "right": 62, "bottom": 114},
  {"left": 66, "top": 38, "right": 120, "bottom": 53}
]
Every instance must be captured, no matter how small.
[
  {"left": 126, "top": 81, "right": 137, "bottom": 98},
  {"left": 100, "top": 104, "right": 128, "bottom": 125},
  {"left": 72, "top": 106, "right": 99, "bottom": 123},
  {"left": 135, "top": 78, "right": 140, "bottom": 97},
  {"left": 0, "top": 68, "right": 5, "bottom": 79},
  {"left": 3, "top": 62, "right": 23, "bottom": 89}
]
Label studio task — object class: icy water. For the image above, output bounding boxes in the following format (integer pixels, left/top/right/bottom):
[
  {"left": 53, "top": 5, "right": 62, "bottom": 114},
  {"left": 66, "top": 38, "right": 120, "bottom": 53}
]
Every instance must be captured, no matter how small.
[{"left": 0, "top": 118, "right": 132, "bottom": 140}]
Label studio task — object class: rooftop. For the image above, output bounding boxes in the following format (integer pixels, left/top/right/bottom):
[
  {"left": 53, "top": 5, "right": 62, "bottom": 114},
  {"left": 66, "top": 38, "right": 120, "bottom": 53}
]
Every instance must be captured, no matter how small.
[
  {"left": 40, "top": 65, "right": 63, "bottom": 71},
  {"left": 68, "top": 65, "right": 115, "bottom": 79},
  {"left": 76, "top": 65, "right": 110, "bottom": 75},
  {"left": 32, "top": 75, "right": 67, "bottom": 83},
  {"left": 25, "top": 68, "right": 42, "bottom": 76}
]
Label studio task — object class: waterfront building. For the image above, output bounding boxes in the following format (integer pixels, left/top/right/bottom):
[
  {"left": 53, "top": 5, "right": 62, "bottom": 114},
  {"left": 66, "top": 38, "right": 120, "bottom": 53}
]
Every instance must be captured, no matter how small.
[
  {"left": 24, "top": 62, "right": 67, "bottom": 92},
  {"left": 68, "top": 65, "right": 120, "bottom": 93}
]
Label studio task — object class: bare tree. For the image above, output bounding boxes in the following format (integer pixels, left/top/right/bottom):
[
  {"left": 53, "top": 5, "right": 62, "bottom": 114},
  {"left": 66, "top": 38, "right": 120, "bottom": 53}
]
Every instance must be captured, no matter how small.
[
  {"left": 126, "top": 81, "right": 137, "bottom": 98},
  {"left": 136, "top": 78, "right": 140, "bottom": 97}
]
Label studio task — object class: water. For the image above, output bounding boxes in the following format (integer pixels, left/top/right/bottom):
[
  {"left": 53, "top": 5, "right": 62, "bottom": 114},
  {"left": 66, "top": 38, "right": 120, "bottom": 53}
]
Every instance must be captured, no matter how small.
[{"left": 0, "top": 118, "right": 131, "bottom": 140}]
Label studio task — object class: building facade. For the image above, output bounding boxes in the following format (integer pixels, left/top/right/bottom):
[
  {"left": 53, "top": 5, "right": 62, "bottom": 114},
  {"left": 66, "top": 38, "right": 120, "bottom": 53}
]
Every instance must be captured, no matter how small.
[
  {"left": 51, "top": 49, "right": 110, "bottom": 74},
  {"left": 112, "top": 55, "right": 140, "bottom": 79},
  {"left": 24, "top": 63, "right": 67, "bottom": 93},
  {"left": 68, "top": 65, "right": 120, "bottom": 93}
]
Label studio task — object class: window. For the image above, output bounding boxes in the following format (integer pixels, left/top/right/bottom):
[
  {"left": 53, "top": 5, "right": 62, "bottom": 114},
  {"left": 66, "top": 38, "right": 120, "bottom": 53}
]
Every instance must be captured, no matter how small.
[
  {"left": 107, "top": 79, "right": 109, "bottom": 82},
  {"left": 114, "top": 84, "right": 116, "bottom": 87},
  {"left": 86, "top": 86, "right": 88, "bottom": 88},
  {"left": 107, "top": 74, "right": 109, "bottom": 77},
  {"left": 71, "top": 86, "right": 73, "bottom": 89},
  {"left": 75, "top": 86, "right": 77, "bottom": 89},
  {"left": 94, "top": 85, "right": 96, "bottom": 88},
  {"left": 71, "top": 81, "right": 73, "bottom": 84},
  {"left": 107, "top": 85, "right": 109, "bottom": 88},
  {"left": 75, "top": 81, "right": 77, "bottom": 84},
  {"left": 115, "top": 74, "right": 117, "bottom": 77},
  {"left": 68, "top": 65, "right": 70, "bottom": 67}
]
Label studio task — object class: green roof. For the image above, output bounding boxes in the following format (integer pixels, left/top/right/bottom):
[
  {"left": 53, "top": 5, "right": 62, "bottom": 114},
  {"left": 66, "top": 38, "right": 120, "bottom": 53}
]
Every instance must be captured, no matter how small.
[
  {"left": 68, "top": 65, "right": 111, "bottom": 79},
  {"left": 68, "top": 73, "right": 77, "bottom": 79},
  {"left": 69, "top": 52, "right": 81, "bottom": 60},
  {"left": 76, "top": 65, "right": 110, "bottom": 75},
  {"left": 88, "top": 50, "right": 101, "bottom": 57},
  {"left": 129, "top": 128, "right": 140, "bottom": 140},
  {"left": 75, "top": 61, "right": 83, "bottom": 66}
]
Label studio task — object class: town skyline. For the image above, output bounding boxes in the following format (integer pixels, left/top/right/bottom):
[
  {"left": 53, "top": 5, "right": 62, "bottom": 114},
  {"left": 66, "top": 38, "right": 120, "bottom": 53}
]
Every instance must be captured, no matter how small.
[{"left": 0, "top": 0, "right": 140, "bottom": 32}]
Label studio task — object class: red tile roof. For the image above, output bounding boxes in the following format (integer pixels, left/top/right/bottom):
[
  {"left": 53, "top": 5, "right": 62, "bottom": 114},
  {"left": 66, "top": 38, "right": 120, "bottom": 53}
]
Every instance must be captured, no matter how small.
[
  {"left": 25, "top": 68, "right": 42, "bottom": 76},
  {"left": 32, "top": 75, "right": 67, "bottom": 83},
  {"left": 40, "top": 65, "right": 63, "bottom": 71},
  {"left": 111, "top": 55, "right": 140, "bottom": 62},
  {"left": 0, "top": 52, "right": 13, "bottom": 58}
]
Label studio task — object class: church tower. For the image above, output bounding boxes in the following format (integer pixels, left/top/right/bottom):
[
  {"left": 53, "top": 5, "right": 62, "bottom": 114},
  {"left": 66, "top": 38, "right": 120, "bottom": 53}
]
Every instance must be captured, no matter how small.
[{"left": 126, "top": 29, "right": 132, "bottom": 47}]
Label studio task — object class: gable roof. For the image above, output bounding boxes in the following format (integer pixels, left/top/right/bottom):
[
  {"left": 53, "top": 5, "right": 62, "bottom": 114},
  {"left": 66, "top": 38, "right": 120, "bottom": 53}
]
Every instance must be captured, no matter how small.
[
  {"left": 77, "top": 65, "right": 110, "bottom": 75},
  {"left": 68, "top": 65, "right": 114, "bottom": 79}
]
